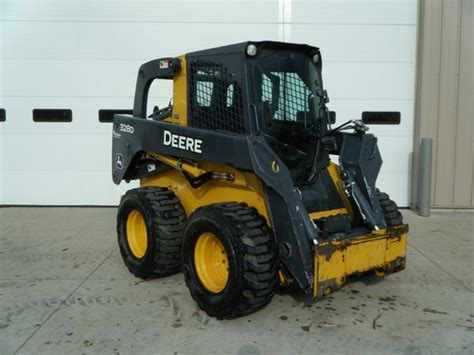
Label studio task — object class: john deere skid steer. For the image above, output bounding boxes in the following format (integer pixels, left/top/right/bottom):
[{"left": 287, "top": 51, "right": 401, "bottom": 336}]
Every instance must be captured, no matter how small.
[{"left": 112, "top": 41, "right": 408, "bottom": 319}]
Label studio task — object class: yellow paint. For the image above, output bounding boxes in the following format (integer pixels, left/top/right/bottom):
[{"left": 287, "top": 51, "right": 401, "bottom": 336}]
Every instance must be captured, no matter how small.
[
  {"left": 327, "top": 163, "right": 353, "bottom": 214},
  {"left": 313, "top": 227, "right": 408, "bottom": 297},
  {"left": 194, "top": 232, "right": 229, "bottom": 293},
  {"left": 306, "top": 164, "right": 352, "bottom": 219},
  {"left": 374, "top": 269, "right": 387, "bottom": 278},
  {"left": 126, "top": 210, "right": 148, "bottom": 258},
  {"left": 140, "top": 162, "right": 271, "bottom": 226},
  {"left": 165, "top": 55, "right": 188, "bottom": 126},
  {"left": 308, "top": 208, "right": 348, "bottom": 220},
  {"left": 278, "top": 270, "right": 288, "bottom": 286}
]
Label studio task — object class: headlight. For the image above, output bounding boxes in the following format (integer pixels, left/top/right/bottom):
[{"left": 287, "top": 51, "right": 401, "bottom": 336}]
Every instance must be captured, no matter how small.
[{"left": 246, "top": 44, "right": 257, "bottom": 57}]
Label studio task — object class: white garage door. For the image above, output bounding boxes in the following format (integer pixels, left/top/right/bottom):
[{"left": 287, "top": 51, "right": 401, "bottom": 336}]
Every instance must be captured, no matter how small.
[{"left": 0, "top": 0, "right": 417, "bottom": 206}]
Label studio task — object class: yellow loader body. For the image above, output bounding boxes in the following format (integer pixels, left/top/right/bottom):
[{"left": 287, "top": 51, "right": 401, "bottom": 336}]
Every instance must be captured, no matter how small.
[{"left": 314, "top": 226, "right": 407, "bottom": 298}]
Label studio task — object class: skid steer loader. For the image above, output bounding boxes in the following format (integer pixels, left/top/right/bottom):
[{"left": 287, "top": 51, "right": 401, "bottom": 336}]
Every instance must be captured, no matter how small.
[{"left": 112, "top": 41, "right": 408, "bottom": 319}]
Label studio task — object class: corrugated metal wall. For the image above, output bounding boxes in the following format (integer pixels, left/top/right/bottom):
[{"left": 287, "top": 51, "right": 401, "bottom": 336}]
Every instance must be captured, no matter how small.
[{"left": 412, "top": 0, "right": 474, "bottom": 208}]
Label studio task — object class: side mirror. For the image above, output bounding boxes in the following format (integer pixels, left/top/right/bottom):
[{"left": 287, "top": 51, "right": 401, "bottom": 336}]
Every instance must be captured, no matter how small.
[
  {"left": 361, "top": 111, "right": 400, "bottom": 125},
  {"left": 329, "top": 111, "right": 336, "bottom": 124}
]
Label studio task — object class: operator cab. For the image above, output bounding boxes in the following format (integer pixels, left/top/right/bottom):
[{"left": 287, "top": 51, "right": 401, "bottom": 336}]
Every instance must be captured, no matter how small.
[
  {"left": 250, "top": 45, "right": 330, "bottom": 184},
  {"left": 185, "top": 41, "right": 332, "bottom": 185},
  {"left": 183, "top": 42, "right": 340, "bottom": 223}
]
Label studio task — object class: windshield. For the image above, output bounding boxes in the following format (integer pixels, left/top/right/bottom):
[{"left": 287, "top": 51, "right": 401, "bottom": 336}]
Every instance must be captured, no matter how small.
[{"left": 253, "top": 51, "right": 325, "bottom": 184}]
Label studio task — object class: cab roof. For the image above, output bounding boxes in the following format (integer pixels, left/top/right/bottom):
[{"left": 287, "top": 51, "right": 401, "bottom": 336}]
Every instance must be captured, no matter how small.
[{"left": 186, "top": 41, "right": 320, "bottom": 58}]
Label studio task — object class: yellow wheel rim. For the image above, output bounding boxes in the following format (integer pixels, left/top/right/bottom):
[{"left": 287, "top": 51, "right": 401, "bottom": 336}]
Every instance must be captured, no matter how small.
[
  {"left": 126, "top": 210, "right": 148, "bottom": 258},
  {"left": 194, "top": 232, "right": 229, "bottom": 293}
]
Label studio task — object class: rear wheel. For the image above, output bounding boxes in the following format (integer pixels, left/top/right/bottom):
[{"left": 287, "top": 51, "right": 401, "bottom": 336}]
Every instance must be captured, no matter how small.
[
  {"left": 377, "top": 190, "right": 403, "bottom": 226},
  {"left": 117, "top": 187, "right": 186, "bottom": 279},
  {"left": 182, "top": 202, "right": 278, "bottom": 319}
]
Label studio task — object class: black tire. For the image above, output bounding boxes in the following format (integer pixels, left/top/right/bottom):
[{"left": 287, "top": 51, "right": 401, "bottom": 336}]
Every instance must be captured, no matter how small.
[
  {"left": 377, "top": 190, "right": 403, "bottom": 227},
  {"left": 182, "top": 202, "right": 278, "bottom": 319},
  {"left": 117, "top": 187, "right": 186, "bottom": 279}
]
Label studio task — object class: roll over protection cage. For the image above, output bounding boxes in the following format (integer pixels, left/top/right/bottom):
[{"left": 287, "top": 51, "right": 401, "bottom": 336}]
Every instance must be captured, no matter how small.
[{"left": 132, "top": 57, "right": 181, "bottom": 118}]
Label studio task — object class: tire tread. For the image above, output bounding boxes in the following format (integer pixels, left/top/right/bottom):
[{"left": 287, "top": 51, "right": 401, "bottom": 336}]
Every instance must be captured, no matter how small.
[
  {"left": 185, "top": 202, "right": 278, "bottom": 319},
  {"left": 377, "top": 189, "right": 403, "bottom": 227},
  {"left": 117, "top": 187, "right": 186, "bottom": 279}
]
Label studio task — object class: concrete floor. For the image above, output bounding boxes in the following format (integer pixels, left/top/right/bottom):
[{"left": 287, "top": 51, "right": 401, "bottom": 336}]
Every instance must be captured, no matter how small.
[{"left": 0, "top": 208, "right": 472, "bottom": 355}]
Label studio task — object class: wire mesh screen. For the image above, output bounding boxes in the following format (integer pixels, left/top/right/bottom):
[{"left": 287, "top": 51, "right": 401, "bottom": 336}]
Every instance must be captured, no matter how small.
[
  {"left": 261, "top": 72, "right": 309, "bottom": 122},
  {"left": 189, "top": 60, "right": 245, "bottom": 134}
]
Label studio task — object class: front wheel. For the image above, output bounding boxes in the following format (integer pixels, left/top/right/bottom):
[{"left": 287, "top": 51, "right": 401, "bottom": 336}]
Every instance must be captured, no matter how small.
[
  {"left": 373, "top": 190, "right": 405, "bottom": 278},
  {"left": 377, "top": 190, "right": 403, "bottom": 227},
  {"left": 182, "top": 202, "right": 278, "bottom": 319}
]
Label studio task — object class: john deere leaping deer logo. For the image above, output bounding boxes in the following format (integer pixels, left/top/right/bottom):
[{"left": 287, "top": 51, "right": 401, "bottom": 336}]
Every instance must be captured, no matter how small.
[{"left": 115, "top": 153, "right": 124, "bottom": 170}]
